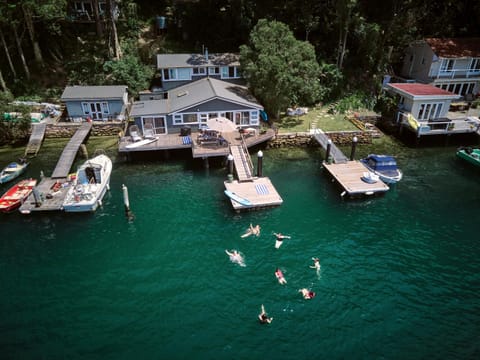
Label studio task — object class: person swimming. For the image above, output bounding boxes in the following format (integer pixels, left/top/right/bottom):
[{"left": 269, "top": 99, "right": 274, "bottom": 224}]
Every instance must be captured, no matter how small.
[
  {"left": 225, "top": 249, "right": 246, "bottom": 267},
  {"left": 310, "top": 257, "right": 321, "bottom": 273},
  {"left": 275, "top": 268, "right": 287, "bottom": 285},
  {"left": 241, "top": 223, "right": 261, "bottom": 238},
  {"left": 258, "top": 304, "right": 273, "bottom": 324},
  {"left": 273, "top": 232, "right": 291, "bottom": 248},
  {"left": 299, "top": 288, "right": 316, "bottom": 300}
]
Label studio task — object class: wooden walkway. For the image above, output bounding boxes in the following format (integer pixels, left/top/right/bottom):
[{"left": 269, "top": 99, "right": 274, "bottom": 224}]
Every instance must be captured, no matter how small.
[
  {"left": 323, "top": 161, "right": 389, "bottom": 197},
  {"left": 230, "top": 144, "right": 254, "bottom": 182},
  {"left": 50, "top": 122, "right": 92, "bottom": 179},
  {"left": 24, "top": 123, "right": 47, "bottom": 157},
  {"left": 312, "top": 129, "right": 349, "bottom": 163}
]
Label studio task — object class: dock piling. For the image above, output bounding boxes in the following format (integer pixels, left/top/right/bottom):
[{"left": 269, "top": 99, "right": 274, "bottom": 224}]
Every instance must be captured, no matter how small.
[
  {"left": 257, "top": 150, "right": 263, "bottom": 177},
  {"left": 122, "top": 184, "right": 134, "bottom": 221},
  {"left": 325, "top": 139, "right": 332, "bottom": 164},
  {"left": 350, "top": 136, "right": 358, "bottom": 160}
]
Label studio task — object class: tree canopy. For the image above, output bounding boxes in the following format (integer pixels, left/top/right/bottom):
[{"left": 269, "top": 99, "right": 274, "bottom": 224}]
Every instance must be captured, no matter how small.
[{"left": 240, "top": 19, "right": 321, "bottom": 118}]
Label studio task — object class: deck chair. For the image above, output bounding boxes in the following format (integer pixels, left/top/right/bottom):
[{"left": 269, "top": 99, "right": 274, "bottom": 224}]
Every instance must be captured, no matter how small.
[
  {"left": 143, "top": 123, "right": 157, "bottom": 139},
  {"left": 129, "top": 125, "right": 142, "bottom": 142}
]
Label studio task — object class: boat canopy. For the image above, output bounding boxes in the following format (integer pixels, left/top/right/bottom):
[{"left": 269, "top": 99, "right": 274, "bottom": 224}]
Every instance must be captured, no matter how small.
[{"left": 365, "top": 154, "right": 398, "bottom": 171}]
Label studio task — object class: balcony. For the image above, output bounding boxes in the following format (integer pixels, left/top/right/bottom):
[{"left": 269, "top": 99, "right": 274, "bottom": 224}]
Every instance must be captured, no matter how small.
[{"left": 431, "top": 68, "right": 480, "bottom": 79}]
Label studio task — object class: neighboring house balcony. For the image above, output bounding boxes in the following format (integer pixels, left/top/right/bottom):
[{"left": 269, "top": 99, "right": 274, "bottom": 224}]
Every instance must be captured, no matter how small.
[{"left": 429, "top": 68, "right": 480, "bottom": 80}]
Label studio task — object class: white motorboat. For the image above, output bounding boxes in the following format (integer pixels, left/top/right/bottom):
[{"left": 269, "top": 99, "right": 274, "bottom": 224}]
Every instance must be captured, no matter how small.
[
  {"left": 62, "top": 154, "right": 112, "bottom": 212},
  {"left": 360, "top": 154, "right": 403, "bottom": 184}
]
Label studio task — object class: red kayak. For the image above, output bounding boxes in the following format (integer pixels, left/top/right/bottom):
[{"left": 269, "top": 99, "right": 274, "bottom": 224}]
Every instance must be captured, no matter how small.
[{"left": 0, "top": 178, "right": 37, "bottom": 213}]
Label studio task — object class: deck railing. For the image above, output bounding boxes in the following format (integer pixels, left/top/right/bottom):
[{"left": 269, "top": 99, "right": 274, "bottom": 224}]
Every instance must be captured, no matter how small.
[{"left": 397, "top": 111, "right": 480, "bottom": 136}]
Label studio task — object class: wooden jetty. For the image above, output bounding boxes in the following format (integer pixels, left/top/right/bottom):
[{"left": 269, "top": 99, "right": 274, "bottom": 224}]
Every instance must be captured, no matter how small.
[
  {"left": 312, "top": 128, "right": 389, "bottom": 197},
  {"left": 230, "top": 144, "right": 254, "bottom": 181},
  {"left": 312, "top": 129, "right": 349, "bottom": 163},
  {"left": 224, "top": 177, "right": 283, "bottom": 212},
  {"left": 323, "top": 161, "right": 389, "bottom": 197},
  {"left": 24, "top": 123, "right": 47, "bottom": 157},
  {"left": 224, "top": 138, "right": 283, "bottom": 211},
  {"left": 51, "top": 122, "right": 92, "bottom": 179},
  {"left": 19, "top": 123, "right": 93, "bottom": 213}
]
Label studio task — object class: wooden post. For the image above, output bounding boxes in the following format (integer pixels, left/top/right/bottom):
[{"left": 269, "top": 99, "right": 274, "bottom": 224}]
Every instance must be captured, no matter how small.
[
  {"left": 227, "top": 154, "right": 234, "bottom": 175},
  {"left": 122, "top": 184, "right": 134, "bottom": 221},
  {"left": 257, "top": 150, "right": 263, "bottom": 177},
  {"left": 325, "top": 139, "right": 332, "bottom": 163},
  {"left": 350, "top": 136, "right": 358, "bottom": 161},
  {"left": 80, "top": 144, "right": 88, "bottom": 159},
  {"left": 203, "top": 157, "right": 209, "bottom": 169}
]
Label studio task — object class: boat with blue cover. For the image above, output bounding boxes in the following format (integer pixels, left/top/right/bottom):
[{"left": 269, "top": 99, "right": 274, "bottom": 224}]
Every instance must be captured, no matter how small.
[{"left": 360, "top": 154, "right": 403, "bottom": 184}]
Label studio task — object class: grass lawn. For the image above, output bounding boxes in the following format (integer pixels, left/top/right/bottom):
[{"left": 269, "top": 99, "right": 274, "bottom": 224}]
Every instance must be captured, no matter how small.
[{"left": 274, "top": 106, "right": 359, "bottom": 133}]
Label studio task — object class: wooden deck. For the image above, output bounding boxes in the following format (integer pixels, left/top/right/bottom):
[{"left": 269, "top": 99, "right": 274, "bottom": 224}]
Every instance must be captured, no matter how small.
[
  {"left": 50, "top": 122, "right": 92, "bottom": 179},
  {"left": 25, "top": 123, "right": 47, "bottom": 157},
  {"left": 323, "top": 161, "right": 389, "bottom": 197},
  {"left": 224, "top": 177, "right": 283, "bottom": 212},
  {"left": 19, "top": 177, "right": 71, "bottom": 213},
  {"left": 118, "top": 129, "right": 276, "bottom": 158},
  {"left": 230, "top": 144, "right": 254, "bottom": 181}
]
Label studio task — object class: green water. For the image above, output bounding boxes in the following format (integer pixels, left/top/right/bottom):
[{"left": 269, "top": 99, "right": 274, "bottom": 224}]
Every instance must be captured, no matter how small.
[{"left": 1, "top": 141, "right": 479, "bottom": 359}]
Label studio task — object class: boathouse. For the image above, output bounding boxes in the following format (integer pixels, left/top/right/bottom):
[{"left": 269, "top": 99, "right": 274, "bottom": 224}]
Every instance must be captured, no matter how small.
[
  {"left": 385, "top": 83, "right": 480, "bottom": 137},
  {"left": 60, "top": 85, "right": 129, "bottom": 122}
]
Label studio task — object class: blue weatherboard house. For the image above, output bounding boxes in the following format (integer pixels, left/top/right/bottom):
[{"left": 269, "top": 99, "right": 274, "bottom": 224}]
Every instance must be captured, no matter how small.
[
  {"left": 130, "top": 77, "right": 263, "bottom": 136},
  {"left": 61, "top": 85, "right": 129, "bottom": 121}
]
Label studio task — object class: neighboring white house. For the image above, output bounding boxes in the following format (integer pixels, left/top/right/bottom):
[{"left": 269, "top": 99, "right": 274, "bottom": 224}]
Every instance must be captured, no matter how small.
[
  {"left": 385, "top": 83, "right": 480, "bottom": 136},
  {"left": 400, "top": 38, "right": 480, "bottom": 98}
]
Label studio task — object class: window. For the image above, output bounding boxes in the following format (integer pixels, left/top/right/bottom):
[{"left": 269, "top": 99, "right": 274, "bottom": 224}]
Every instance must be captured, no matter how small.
[
  {"left": 162, "top": 68, "right": 191, "bottom": 81},
  {"left": 469, "top": 58, "right": 480, "bottom": 73},
  {"left": 440, "top": 59, "right": 454, "bottom": 72},
  {"left": 173, "top": 114, "right": 182, "bottom": 125},
  {"left": 82, "top": 102, "right": 90, "bottom": 115},
  {"left": 209, "top": 67, "right": 220, "bottom": 75},
  {"left": 250, "top": 111, "right": 259, "bottom": 125},
  {"left": 192, "top": 67, "right": 206, "bottom": 75},
  {"left": 234, "top": 111, "right": 250, "bottom": 126},
  {"left": 101, "top": 102, "right": 109, "bottom": 114},
  {"left": 417, "top": 103, "right": 443, "bottom": 121},
  {"left": 143, "top": 116, "right": 166, "bottom": 134},
  {"left": 221, "top": 66, "right": 240, "bottom": 79},
  {"left": 183, "top": 114, "right": 197, "bottom": 123},
  {"left": 177, "top": 68, "right": 191, "bottom": 80}
]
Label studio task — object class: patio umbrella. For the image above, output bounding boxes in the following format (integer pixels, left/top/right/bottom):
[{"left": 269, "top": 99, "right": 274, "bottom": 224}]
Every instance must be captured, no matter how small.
[{"left": 205, "top": 117, "right": 238, "bottom": 133}]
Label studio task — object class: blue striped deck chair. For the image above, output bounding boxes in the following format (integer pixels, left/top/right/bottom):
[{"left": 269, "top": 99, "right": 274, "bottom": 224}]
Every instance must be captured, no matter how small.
[
  {"left": 182, "top": 136, "right": 192, "bottom": 145},
  {"left": 255, "top": 183, "right": 269, "bottom": 195}
]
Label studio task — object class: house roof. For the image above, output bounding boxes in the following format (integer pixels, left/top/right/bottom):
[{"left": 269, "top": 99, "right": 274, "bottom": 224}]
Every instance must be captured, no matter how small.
[
  {"left": 386, "top": 83, "right": 460, "bottom": 100},
  {"left": 425, "top": 38, "right": 480, "bottom": 58},
  {"left": 156, "top": 53, "right": 240, "bottom": 69},
  {"left": 61, "top": 86, "right": 128, "bottom": 101},
  {"left": 131, "top": 77, "right": 262, "bottom": 117}
]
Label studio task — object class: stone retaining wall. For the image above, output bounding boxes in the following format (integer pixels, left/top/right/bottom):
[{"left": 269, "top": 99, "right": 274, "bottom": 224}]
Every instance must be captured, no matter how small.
[
  {"left": 44, "top": 122, "right": 124, "bottom": 138},
  {"left": 266, "top": 131, "right": 374, "bottom": 148}
]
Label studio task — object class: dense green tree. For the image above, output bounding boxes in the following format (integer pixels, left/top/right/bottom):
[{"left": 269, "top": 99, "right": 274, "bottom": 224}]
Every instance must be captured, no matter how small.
[
  {"left": 103, "top": 41, "right": 153, "bottom": 95},
  {"left": 240, "top": 19, "right": 321, "bottom": 118}
]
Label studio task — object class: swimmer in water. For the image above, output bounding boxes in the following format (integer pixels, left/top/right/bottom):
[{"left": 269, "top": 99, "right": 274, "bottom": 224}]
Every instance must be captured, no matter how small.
[
  {"left": 275, "top": 268, "right": 287, "bottom": 285},
  {"left": 225, "top": 249, "right": 246, "bottom": 267},
  {"left": 310, "top": 257, "right": 321, "bottom": 273},
  {"left": 299, "top": 288, "right": 316, "bottom": 300},
  {"left": 273, "top": 232, "right": 291, "bottom": 248},
  {"left": 258, "top": 304, "right": 273, "bottom": 324},
  {"left": 241, "top": 223, "right": 261, "bottom": 238}
]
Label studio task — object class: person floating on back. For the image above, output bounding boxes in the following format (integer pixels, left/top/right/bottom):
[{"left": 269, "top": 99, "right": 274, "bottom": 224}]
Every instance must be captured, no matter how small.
[
  {"left": 241, "top": 223, "right": 261, "bottom": 238},
  {"left": 258, "top": 304, "right": 273, "bottom": 324},
  {"left": 273, "top": 232, "right": 291, "bottom": 249},
  {"left": 275, "top": 268, "right": 287, "bottom": 285}
]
